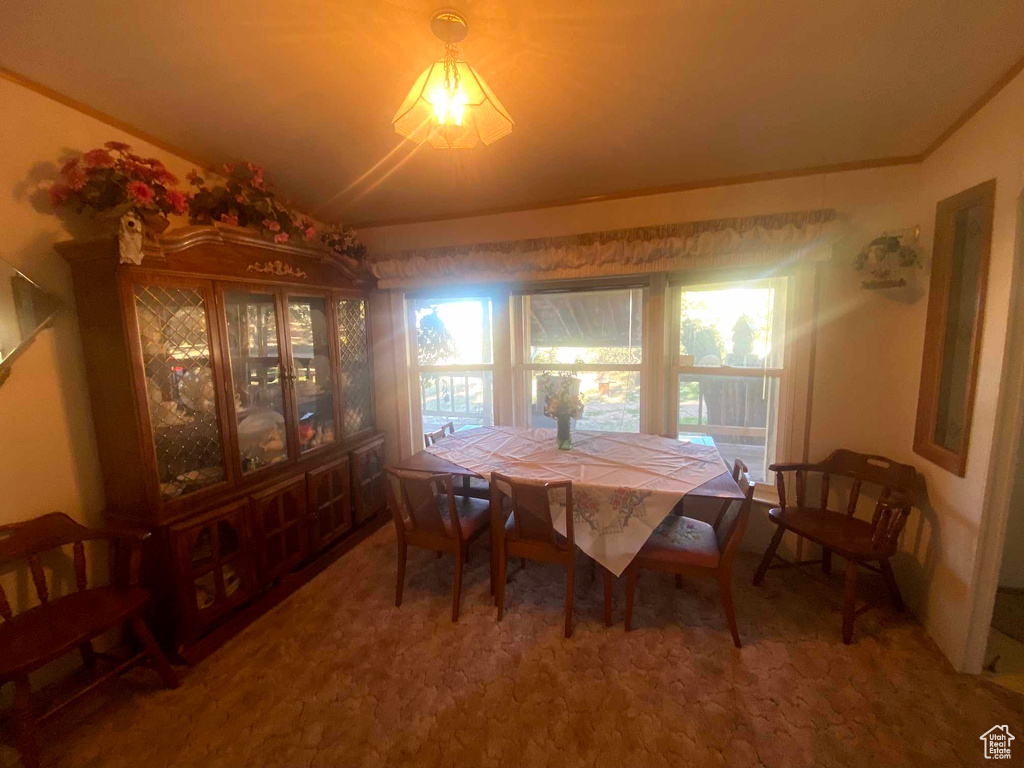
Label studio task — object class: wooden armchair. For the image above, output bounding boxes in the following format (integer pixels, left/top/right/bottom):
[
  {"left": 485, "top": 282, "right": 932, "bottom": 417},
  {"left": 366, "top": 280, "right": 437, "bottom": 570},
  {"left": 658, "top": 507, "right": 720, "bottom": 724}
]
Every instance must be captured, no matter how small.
[
  {"left": 0, "top": 513, "right": 178, "bottom": 768},
  {"left": 752, "top": 449, "right": 917, "bottom": 644},
  {"left": 386, "top": 468, "right": 492, "bottom": 622},
  {"left": 622, "top": 459, "right": 755, "bottom": 647},
  {"left": 491, "top": 473, "right": 580, "bottom": 638}
]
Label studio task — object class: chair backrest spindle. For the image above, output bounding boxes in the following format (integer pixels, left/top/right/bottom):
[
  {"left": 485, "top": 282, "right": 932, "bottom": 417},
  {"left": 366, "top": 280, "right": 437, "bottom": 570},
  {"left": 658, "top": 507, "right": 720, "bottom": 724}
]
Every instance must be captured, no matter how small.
[{"left": 73, "top": 540, "right": 88, "bottom": 591}]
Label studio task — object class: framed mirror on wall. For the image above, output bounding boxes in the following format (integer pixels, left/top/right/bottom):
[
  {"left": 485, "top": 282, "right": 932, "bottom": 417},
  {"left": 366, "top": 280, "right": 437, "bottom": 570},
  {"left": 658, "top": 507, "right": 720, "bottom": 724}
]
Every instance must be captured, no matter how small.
[
  {"left": 914, "top": 179, "right": 996, "bottom": 476},
  {"left": 0, "top": 257, "right": 63, "bottom": 387}
]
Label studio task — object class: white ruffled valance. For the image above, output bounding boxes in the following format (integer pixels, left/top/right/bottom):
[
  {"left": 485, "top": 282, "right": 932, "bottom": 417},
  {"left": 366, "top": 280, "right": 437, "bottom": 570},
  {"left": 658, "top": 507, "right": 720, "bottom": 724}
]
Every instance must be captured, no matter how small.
[{"left": 369, "top": 208, "right": 840, "bottom": 288}]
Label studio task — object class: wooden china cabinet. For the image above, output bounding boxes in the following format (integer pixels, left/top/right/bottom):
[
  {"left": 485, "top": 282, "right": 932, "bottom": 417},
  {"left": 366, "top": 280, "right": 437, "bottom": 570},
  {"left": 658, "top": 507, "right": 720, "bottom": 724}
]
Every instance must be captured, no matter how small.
[{"left": 59, "top": 225, "right": 386, "bottom": 657}]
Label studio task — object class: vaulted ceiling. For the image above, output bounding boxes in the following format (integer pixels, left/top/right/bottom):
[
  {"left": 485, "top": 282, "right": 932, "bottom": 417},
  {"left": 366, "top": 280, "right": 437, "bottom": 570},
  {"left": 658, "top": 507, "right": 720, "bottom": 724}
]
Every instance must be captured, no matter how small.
[{"left": 3, "top": 1, "right": 1023, "bottom": 227}]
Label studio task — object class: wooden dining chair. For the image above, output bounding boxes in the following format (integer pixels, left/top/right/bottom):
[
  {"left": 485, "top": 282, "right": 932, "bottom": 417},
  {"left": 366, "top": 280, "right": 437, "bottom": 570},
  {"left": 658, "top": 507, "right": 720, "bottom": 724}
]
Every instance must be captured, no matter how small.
[
  {"left": 423, "top": 421, "right": 455, "bottom": 448},
  {"left": 491, "top": 473, "right": 579, "bottom": 638},
  {"left": 751, "top": 449, "right": 916, "bottom": 644},
  {"left": 385, "top": 468, "right": 492, "bottom": 622},
  {"left": 423, "top": 421, "right": 490, "bottom": 500},
  {"left": 621, "top": 459, "right": 755, "bottom": 647},
  {"left": 0, "top": 513, "right": 178, "bottom": 768}
]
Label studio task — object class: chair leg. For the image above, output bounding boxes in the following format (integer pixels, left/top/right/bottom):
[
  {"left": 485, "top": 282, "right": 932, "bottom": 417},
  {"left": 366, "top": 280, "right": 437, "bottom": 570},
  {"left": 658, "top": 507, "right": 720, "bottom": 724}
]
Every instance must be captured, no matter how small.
[
  {"left": 880, "top": 559, "right": 904, "bottom": 613},
  {"left": 497, "top": 542, "right": 507, "bottom": 622},
  {"left": 842, "top": 559, "right": 858, "bottom": 644},
  {"left": 564, "top": 560, "right": 575, "bottom": 639},
  {"left": 602, "top": 568, "right": 613, "bottom": 627},
  {"left": 452, "top": 549, "right": 465, "bottom": 623},
  {"left": 396, "top": 541, "right": 407, "bottom": 607},
  {"left": 717, "top": 574, "right": 741, "bottom": 648},
  {"left": 13, "top": 674, "right": 39, "bottom": 768},
  {"left": 624, "top": 568, "right": 637, "bottom": 631},
  {"left": 131, "top": 617, "right": 179, "bottom": 689},
  {"left": 80, "top": 640, "right": 96, "bottom": 667},
  {"left": 589, "top": 557, "right": 597, "bottom": 582},
  {"left": 753, "top": 525, "right": 786, "bottom": 585},
  {"left": 822, "top": 548, "right": 832, "bottom": 575},
  {"left": 489, "top": 531, "right": 496, "bottom": 599}
]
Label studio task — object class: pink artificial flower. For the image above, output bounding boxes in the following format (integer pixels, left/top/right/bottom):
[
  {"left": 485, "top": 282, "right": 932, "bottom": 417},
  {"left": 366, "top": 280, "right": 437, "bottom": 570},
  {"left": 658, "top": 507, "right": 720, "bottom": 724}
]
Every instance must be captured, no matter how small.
[
  {"left": 60, "top": 157, "right": 80, "bottom": 174},
  {"left": 82, "top": 149, "right": 115, "bottom": 168},
  {"left": 244, "top": 161, "right": 264, "bottom": 176},
  {"left": 126, "top": 180, "right": 155, "bottom": 205},
  {"left": 61, "top": 163, "right": 88, "bottom": 191},
  {"left": 151, "top": 167, "right": 176, "bottom": 185},
  {"left": 304, "top": 226, "right": 316, "bottom": 240},
  {"left": 250, "top": 175, "right": 266, "bottom": 191},
  {"left": 220, "top": 213, "right": 239, "bottom": 226},
  {"left": 48, "top": 183, "right": 71, "bottom": 207},
  {"left": 263, "top": 219, "right": 281, "bottom": 232},
  {"left": 104, "top": 141, "right": 131, "bottom": 151},
  {"left": 221, "top": 162, "right": 235, "bottom": 175},
  {"left": 273, "top": 232, "right": 290, "bottom": 243},
  {"left": 235, "top": 194, "right": 246, "bottom": 204},
  {"left": 166, "top": 189, "right": 188, "bottom": 215}
]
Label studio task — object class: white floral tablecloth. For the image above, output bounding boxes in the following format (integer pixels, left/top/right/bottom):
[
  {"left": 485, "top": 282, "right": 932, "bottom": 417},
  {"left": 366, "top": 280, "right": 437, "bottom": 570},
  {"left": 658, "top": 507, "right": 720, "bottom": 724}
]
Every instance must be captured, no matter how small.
[{"left": 424, "top": 426, "right": 729, "bottom": 576}]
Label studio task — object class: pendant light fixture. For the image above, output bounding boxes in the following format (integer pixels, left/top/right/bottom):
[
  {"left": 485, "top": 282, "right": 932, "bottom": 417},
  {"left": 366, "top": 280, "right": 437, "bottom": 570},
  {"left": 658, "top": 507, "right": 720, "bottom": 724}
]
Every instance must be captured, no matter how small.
[{"left": 392, "top": 9, "right": 514, "bottom": 149}]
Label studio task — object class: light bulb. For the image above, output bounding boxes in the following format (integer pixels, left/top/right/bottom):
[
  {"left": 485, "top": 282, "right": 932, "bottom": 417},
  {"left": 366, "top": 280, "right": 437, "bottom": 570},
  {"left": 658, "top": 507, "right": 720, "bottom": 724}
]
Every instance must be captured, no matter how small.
[{"left": 427, "top": 85, "right": 469, "bottom": 127}]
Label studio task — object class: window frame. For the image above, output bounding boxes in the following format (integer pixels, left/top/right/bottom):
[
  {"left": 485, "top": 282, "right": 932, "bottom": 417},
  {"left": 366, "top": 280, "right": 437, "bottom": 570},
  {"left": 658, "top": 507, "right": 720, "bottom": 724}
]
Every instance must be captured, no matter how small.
[
  {"left": 666, "top": 274, "right": 793, "bottom": 481},
  {"left": 406, "top": 288, "right": 510, "bottom": 448},
  {"left": 511, "top": 286, "right": 646, "bottom": 432}
]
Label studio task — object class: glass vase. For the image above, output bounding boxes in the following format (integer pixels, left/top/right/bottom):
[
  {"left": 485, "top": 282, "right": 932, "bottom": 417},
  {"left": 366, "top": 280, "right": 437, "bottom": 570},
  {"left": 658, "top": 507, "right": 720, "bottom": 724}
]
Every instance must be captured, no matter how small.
[{"left": 556, "top": 414, "right": 572, "bottom": 450}]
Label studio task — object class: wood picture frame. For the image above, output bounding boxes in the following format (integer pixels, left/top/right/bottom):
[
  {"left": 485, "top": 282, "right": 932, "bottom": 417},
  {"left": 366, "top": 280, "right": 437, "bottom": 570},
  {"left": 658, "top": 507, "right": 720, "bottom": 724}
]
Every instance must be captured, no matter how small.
[{"left": 913, "top": 179, "right": 996, "bottom": 476}]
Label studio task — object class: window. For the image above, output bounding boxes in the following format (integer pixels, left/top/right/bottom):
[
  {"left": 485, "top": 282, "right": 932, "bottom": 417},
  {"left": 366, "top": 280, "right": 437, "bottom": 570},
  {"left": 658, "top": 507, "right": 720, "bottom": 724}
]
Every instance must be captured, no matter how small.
[
  {"left": 671, "top": 278, "right": 788, "bottom": 481},
  {"left": 409, "top": 295, "right": 495, "bottom": 439},
  {"left": 517, "top": 288, "right": 643, "bottom": 432}
]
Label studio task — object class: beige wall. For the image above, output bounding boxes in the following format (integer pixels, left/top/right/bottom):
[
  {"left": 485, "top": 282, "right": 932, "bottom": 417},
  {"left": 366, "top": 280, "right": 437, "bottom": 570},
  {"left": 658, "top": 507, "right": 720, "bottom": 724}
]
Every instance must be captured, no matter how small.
[
  {"left": 360, "top": 69, "right": 1024, "bottom": 670},
  {"left": 0, "top": 78, "right": 195, "bottom": 604}
]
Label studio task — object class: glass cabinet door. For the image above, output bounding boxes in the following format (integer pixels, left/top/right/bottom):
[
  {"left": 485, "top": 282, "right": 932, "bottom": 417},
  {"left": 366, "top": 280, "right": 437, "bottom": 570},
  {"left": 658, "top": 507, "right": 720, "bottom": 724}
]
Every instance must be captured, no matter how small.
[
  {"left": 134, "top": 284, "right": 227, "bottom": 500},
  {"left": 337, "top": 298, "right": 375, "bottom": 435},
  {"left": 223, "top": 290, "right": 291, "bottom": 473},
  {"left": 287, "top": 295, "right": 336, "bottom": 453}
]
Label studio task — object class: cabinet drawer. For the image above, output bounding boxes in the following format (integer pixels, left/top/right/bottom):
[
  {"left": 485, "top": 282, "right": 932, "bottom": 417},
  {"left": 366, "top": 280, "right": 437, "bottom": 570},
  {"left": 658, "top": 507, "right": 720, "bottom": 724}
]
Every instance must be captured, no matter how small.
[
  {"left": 307, "top": 456, "right": 352, "bottom": 551},
  {"left": 249, "top": 476, "right": 308, "bottom": 583}
]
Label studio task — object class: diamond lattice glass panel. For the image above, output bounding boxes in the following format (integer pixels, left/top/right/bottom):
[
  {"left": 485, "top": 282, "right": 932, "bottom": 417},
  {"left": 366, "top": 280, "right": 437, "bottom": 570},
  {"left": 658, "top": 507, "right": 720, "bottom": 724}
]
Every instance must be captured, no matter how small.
[
  {"left": 337, "top": 299, "right": 374, "bottom": 434},
  {"left": 288, "top": 296, "right": 335, "bottom": 452},
  {"left": 224, "top": 291, "right": 288, "bottom": 473},
  {"left": 134, "top": 285, "right": 226, "bottom": 499}
]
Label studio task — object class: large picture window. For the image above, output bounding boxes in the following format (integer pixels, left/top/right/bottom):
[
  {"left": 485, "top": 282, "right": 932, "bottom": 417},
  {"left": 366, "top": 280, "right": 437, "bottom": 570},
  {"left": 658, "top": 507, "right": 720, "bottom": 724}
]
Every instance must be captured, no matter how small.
[
  {"left": 517, "top": 288, "right": 643, "bottom": 432},
  {"left": 670, "top": 278, "right": 788, "bottom": 481},
  {"left": 408, "top": 296, "right": 494, "bottom": 440}
]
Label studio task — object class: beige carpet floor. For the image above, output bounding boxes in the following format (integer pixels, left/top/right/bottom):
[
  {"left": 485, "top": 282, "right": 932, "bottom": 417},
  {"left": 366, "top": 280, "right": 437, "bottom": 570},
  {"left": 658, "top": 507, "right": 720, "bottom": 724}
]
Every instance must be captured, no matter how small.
[{"left": 3, "top": 523, "right": 1022, "bottom": 768}]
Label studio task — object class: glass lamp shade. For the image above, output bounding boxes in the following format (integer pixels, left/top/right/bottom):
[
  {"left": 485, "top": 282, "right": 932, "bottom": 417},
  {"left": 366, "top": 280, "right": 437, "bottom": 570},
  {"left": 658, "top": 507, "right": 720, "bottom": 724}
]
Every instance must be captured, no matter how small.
[{"left": 393, "top": 60, "right": 513, "bottom": 148}]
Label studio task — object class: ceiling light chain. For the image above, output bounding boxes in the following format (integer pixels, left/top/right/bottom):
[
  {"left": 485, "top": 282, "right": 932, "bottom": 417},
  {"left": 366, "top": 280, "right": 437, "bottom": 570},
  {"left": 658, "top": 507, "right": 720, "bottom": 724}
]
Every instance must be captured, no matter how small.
[{"left": 443, "top": 41, "right": 461, "bottom": 100}]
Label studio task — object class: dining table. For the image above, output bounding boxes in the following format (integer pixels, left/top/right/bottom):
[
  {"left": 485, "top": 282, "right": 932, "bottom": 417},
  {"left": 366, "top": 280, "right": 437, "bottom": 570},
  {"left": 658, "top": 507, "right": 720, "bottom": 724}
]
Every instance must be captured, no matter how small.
[{"left": 391, "top": 425, "right": 745, "bottom": 576}]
